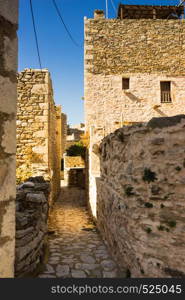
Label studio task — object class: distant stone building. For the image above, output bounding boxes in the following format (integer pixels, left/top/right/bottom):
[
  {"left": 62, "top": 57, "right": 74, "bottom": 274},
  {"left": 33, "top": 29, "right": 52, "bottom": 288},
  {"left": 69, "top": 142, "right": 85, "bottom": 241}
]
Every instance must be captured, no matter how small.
[
  {"left": 17, "top": 69, "right": 61, "bottom": 203},
  {"left": 84, "top": 4, "right": 185, "bottom": 217}
]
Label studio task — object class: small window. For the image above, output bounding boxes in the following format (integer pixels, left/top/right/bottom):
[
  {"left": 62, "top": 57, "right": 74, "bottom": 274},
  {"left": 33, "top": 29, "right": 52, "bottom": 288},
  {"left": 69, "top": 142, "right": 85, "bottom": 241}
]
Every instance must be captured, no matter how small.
[
  {"left": 160, "top": 81, "right": 172, "bottom": 103},
  {"left": 122, "top": 78, "right": 130, "bottom": 90}
]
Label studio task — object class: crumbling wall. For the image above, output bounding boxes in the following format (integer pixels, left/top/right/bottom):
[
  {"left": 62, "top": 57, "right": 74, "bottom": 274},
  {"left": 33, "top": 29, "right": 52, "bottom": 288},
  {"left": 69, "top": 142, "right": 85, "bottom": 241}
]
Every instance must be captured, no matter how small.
[
  {"left": 15, "top": 177, "right": 50, "bottom": 277},
  {"left": 97, "top": 115, "right": 185, "bottom": 278},
  {"left": 0, "top": 0, "right": 18, "bottom": 278},
  {"left": 17, "top": 69, "right": 61, "bottom": 203},
  {"left": 64, "top": 155, "right": 85, "bottom": 186}
]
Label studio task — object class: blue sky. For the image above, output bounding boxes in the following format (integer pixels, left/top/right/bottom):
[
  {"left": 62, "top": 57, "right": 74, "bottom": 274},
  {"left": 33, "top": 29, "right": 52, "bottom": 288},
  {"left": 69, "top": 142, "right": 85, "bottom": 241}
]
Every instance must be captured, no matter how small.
[{"left": 18, "top": 0, "right": 179, "bottom": 125}]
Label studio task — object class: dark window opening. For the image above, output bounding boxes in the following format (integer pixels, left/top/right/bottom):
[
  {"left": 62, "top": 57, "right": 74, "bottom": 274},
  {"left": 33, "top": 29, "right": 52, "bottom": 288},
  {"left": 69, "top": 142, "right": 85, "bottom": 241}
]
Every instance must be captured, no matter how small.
[
  {"left": 160, "top": 81, "right": 172, "bottom": 103},
  {"left": 122, "top": 78, "right": 130, "bottom": 90},
  {"left": 61, "top": 158, "right": 64, "bottom": 171}
]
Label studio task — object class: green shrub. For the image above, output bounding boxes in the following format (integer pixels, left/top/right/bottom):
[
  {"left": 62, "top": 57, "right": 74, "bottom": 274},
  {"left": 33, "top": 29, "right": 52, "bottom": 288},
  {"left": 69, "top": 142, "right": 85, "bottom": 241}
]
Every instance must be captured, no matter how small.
[
  {"left": 158, "top": 225, "right": 170, "bottom": 232},
  {"left": 143, "top": 168, "right": 157, "bottom": 183},
  {"left": 16, "top": 163, "right": 33, "bottom": 185}
]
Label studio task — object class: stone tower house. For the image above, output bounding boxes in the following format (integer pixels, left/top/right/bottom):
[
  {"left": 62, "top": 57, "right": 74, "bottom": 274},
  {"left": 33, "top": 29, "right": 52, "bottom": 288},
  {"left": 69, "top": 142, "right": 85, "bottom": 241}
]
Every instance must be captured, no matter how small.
[
  {"left": 0, "top": 0, "right": 18, "bottom": 277},
  {"left": 84, "top": 4, "right": 185, "bottom": 217}
]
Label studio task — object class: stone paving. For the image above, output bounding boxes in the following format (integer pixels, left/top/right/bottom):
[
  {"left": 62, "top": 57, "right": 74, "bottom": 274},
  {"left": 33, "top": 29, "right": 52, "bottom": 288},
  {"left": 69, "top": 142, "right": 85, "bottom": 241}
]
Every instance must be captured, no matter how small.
[{"left": 38, "top": 182, "right": 123, "bottom": 278}]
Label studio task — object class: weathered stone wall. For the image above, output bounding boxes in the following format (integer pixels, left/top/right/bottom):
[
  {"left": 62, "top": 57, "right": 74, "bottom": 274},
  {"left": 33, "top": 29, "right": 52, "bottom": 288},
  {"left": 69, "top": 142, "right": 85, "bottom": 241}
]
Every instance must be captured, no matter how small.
[
  {"left": 97, "top": 115, "right": 185, "bottom": 278},
  {"left": 84, "top": 12, "right": 185, "bottom": 219},
  {"left": 17, "top": 69, "right": 61, "bottom": 203},
  {"left": 0, "top": 0, "right": 18, "bottom": 278},
  {"left": 15, "top": 177, "right": 50, "bottom": 277}
]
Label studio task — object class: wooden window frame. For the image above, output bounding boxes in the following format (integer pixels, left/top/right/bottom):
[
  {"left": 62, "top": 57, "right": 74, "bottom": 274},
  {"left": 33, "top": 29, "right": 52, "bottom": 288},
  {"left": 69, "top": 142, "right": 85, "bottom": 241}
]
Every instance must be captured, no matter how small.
[{"left": 160, "top": 81, "right": 172, "bottom": 103}]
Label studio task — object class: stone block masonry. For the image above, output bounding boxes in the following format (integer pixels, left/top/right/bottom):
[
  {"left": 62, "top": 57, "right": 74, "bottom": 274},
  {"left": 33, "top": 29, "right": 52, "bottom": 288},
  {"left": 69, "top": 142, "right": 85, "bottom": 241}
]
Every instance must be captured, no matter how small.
[
  {"left": 84, "top": 15, "right": 185, "bottom": 130},
  {"left": 15, "top": 177, "right": 50, "bottom": 277},
  {"left": 97, "top": 115, "right": 185, "bottom": 278},
  {"left": 17, "top": 69, "right": 61, "bottom": 204},
  {"left": 84, "top": 11, "right": 185, "bottom": 219},
  {"left": 55, "top": 106, "right": 62, "bottom": 194},
  {"left": 0, "top": 0, "right": 18, "bottom": 278}
]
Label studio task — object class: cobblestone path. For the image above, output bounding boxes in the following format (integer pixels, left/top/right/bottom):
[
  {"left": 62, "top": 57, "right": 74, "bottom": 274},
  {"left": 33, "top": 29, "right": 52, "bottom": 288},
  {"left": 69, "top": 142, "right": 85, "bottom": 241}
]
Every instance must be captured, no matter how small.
[{"left": 38, "top": 182, "right": 122, "bottom": 278}]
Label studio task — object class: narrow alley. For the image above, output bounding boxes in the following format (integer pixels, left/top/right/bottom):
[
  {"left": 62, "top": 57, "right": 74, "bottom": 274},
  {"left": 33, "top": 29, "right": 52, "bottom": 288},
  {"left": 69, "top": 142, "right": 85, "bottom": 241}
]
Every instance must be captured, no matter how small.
[{"left": 38, "top": 182, "right": 122, "bottom": 278}]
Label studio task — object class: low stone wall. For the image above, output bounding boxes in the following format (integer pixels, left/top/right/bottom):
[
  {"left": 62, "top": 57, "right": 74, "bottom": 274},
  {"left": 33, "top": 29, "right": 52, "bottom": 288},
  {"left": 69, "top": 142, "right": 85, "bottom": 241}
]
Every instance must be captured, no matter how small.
[
  {"left": 97, "top": 115, "right": 185, "bottom": 278},
  {"left": 15, "top": 177, "right": 50, "bottom": 277}
]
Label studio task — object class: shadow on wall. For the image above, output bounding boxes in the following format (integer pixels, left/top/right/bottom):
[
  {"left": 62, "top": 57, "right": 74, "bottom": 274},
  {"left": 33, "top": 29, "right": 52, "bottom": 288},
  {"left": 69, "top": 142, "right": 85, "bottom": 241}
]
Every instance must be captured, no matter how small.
[{"left": 95, "top": 115, "right": 185, "bottom": 278}]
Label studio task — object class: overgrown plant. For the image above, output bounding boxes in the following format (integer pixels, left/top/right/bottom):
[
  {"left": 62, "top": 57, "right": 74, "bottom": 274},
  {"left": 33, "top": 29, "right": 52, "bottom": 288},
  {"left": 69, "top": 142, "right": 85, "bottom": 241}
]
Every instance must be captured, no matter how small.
[{"left": 143, "top": 168, "right": 157, "bottom": 183}]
